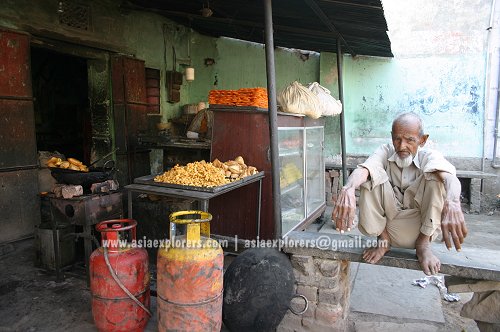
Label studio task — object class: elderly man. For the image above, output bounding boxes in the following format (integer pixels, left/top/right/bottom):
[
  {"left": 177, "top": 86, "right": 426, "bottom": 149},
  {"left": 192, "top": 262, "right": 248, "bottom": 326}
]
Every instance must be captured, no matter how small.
[{"left": 332, "top": 112, "right": 467, "bottom": 275}]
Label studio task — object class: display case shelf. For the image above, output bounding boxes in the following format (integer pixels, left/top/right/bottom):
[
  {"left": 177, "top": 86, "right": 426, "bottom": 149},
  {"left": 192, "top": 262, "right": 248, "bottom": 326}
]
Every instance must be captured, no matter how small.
[
  {"left": 279, "top": 150, "right": 301, "bottom": 157},
  {"left": 281, "top": 183, "right": 302, "bottom": 195}
]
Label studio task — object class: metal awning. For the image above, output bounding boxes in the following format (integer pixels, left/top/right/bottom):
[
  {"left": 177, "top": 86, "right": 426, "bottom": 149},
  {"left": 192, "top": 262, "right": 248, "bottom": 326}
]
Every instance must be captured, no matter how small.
[
  {"left": 127, "top": 0, "right": 392, "bottom": 57},
  {"left": 126, "top": 0, "right": 391, "bottom": 238}
]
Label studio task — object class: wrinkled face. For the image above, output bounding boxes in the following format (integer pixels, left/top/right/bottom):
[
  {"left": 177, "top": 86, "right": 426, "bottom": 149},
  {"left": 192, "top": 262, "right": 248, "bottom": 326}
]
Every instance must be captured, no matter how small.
[{"left": 391, "top": 121, "right": 427, "bottom": 159}]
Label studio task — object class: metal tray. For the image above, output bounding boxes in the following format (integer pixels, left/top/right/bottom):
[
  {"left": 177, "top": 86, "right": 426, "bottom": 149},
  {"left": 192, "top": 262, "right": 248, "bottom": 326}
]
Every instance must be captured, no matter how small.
[{"left": 133, "top": 171, "right": 265, "bottom": 193}]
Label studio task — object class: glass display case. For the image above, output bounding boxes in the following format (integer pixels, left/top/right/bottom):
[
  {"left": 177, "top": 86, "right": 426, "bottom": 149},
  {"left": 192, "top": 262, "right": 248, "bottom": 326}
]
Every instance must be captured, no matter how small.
[
  {"left": 279, "top": 126, "right": 325, "bottom": 236},
  {"left": 209, "top": 107, "right": 326, "bottom": 240}
]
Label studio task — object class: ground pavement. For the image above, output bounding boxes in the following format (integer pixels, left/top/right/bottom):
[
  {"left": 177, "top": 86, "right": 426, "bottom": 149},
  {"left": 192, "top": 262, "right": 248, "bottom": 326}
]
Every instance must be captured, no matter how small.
[
  {"left": 0, "top": 212, "right": 497, "bottom": 331},
  {"left": 317, "top": 209, "right": 499, "bottom": 332}
]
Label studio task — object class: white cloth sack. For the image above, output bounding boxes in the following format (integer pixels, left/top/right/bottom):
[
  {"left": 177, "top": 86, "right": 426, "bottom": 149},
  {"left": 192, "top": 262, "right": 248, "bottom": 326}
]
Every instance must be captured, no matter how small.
[
  {"left": 278, "top": 81, "right": 322, "bottom": 119},
  {"left": 307, "top": 82, "right": 342, "bottom": 116}
]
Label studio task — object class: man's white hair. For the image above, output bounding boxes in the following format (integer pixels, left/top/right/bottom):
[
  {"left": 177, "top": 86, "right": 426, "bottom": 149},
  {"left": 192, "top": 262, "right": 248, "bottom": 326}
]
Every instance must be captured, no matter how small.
[{"left": 392, "top": 112, "right": 424, "bottom": 137}]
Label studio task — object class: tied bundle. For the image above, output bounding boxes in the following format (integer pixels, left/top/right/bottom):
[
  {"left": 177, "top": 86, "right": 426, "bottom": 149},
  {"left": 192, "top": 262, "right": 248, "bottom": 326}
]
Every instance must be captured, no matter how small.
[
  {"left": 306, "top": 82, "right": 342, "bottom": 116},
  {"left": 277, "top": 81, "right": 322, "bottom": 119}
]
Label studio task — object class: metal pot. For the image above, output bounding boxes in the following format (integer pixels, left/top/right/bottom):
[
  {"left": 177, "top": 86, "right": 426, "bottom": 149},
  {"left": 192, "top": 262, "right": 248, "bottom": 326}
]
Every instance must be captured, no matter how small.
[{"left": 50, "top": 160, "right": 115, "bottom": 189}]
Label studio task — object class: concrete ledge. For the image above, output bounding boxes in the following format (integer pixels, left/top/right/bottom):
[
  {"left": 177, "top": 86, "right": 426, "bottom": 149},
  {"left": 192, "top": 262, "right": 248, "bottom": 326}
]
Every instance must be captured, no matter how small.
[
  {"left": 283, "top": 231, "right": 500, "bottom": 282},
  {"left": 456, "top": 170, "right": 496, "bottom": 179},
  {"left": 445, "top": 276, "right": 500, "bottom": 293}
]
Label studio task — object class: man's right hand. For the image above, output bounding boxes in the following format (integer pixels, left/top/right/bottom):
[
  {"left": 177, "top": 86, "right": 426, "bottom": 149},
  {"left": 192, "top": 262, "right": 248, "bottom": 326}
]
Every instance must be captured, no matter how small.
[{"left": 332, "top": 186, "right": 357, "bottom": 233}]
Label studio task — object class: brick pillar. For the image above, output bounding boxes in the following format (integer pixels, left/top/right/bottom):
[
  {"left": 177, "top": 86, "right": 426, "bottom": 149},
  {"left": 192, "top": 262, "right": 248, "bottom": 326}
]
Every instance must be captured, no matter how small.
[
  {"left": 277, "top": 254, "right": 350, "bottom": 332},
  {"left": 470, "top": 178, "right": 481, "bottom": 213},
  {"left": 326, "top": 170, "right": 341, "bottom": 207}
]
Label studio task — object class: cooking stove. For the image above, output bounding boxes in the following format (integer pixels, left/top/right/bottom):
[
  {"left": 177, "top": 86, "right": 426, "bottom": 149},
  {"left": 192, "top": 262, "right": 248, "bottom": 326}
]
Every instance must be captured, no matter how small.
[{"left": 47, "top": 191, "right": 123, "bottom": 282}]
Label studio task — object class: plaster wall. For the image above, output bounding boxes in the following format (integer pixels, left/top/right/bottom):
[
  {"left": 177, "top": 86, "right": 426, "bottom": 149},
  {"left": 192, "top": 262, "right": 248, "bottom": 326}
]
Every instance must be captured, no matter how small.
[{"left": 320, "top": 0, "right": 491, "bottom": 161}]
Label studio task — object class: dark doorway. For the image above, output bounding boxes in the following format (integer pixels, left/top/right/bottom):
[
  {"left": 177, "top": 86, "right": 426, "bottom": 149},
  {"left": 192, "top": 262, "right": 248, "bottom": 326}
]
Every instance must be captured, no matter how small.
[{"left": 31, "top": 47, "right": 91, "bottom": 163}]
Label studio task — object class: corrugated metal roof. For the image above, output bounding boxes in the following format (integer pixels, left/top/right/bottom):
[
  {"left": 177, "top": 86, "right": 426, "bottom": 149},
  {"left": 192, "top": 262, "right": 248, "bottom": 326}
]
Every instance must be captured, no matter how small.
[{"left": 127, "top": 0, "right": 393, "bottom": 57}]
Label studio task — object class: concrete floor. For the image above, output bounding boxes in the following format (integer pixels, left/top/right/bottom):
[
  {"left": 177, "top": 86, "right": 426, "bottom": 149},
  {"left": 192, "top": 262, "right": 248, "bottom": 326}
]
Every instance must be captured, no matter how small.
[
  {"left": 317, "top": 210, "right": 500, "bottom": 332},
  {"left": 0, "top": 212, "right": 498, "bottom": 331}
]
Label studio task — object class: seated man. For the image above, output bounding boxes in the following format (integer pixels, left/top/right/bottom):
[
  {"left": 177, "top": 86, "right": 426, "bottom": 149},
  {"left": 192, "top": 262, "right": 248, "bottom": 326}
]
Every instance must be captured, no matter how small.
[{"left": 332, "top": 112, "right": 467, "bottom": 275}]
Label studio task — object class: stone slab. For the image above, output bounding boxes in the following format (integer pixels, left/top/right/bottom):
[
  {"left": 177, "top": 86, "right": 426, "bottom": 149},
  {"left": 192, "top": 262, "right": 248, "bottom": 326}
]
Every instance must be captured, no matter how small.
[
  {"left": 350, "top": 264, "right": 445, "bottom": 323},
  {"left": 352, "top": 321, "right": 440, "bottom": 332},
  {"left": 455, "top": 170, "right": 497, "bottom": 179},
  {"left": 446, "top": 276, "right": 500, "bottom": 293},
  {"left": 284, "top": 231, "right": 500, "bottom": 281}
]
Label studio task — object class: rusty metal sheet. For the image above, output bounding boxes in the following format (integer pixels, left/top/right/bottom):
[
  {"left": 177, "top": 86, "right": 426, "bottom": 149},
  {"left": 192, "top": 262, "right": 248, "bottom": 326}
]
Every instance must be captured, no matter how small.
[
  {"left": 111, "top": 57, "right": 125, "bottom": 104},
  {"left": 116, "top": 150, "right": 151, "bottom": 186},
  {"left": 0, "top": 169, "right": 40, "bottom": 243},
  {"left": 0, "top": 30, "right": 32, "bottom": 98},
  {"left": 111, "top": 56, "right": 147, "bottom": 105},
  {"left": 49, "top": 191, "right": 123, "bottom": 226},
  {"left": 113, "top": 104, "right": 127, "bottom": 152},
  {"left": 123, "top": 58, "right": 146, "bottom": 104},
  {"left": 127, "top": 104, "right": 149, "bottom": 146},
  {"left": 113, "top": 103, "right": 148, "bottom": 152},
  {"left": 0, "top": 99, "right": 37, "bottom": 169}
]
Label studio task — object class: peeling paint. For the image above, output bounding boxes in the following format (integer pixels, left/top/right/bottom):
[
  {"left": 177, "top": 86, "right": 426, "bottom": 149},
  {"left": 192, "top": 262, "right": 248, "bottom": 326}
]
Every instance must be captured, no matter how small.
[{"left": 320, "top": 52, "right": 484, "bottom": 158}]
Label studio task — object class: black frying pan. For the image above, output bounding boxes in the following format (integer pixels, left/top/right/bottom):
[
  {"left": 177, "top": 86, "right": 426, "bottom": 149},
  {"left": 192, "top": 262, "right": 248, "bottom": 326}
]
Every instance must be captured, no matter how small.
[{"left": 50, "top": 160, "right": 115, "bottom": 188}]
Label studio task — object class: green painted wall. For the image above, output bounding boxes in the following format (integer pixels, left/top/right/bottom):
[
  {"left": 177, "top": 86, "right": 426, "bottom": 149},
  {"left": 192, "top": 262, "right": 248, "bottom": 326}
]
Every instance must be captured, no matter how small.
[
  {"left": 0, "top": 0, "right": 486, "bottom": 162},
  {"left": 107, "top": 5, "right": 320, "bottom": 121},
  {"left": 0, "top": 0, "right": 319, "bottom": 123},
  {"left": 320, "top": 53, "right": 485, "bottom": 160}
]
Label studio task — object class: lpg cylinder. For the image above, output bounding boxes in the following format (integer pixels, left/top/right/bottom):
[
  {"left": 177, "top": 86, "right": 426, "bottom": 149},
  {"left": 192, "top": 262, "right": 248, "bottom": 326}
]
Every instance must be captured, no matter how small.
[
  {"left": 90, "top": 219, "right": 151, "bottom": 332},
  {"left": 157, "top": 211, "right": 223, "bottom": 332}
]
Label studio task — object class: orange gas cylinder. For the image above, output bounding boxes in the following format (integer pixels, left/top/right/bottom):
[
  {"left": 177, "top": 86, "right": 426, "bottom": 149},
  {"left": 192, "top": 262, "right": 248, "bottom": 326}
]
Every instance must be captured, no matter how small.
[
  {"left": 157, "top": 211, "right": 223, "bottom": 332},
  {"left": 90, "top": 219, "right": 151, "bottom": 332}
]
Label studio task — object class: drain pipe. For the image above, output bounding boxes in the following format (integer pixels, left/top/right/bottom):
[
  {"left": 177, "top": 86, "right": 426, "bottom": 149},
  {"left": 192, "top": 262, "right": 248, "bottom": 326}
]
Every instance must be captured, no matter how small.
[{"left": 487, "top": 0, "right": 500, "bottom": 168}]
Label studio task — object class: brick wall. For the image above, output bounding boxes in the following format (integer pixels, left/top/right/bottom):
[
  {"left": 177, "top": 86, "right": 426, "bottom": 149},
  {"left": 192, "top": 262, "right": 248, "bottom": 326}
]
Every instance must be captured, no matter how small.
[
  {"left": 277, "top": 254, "right": 350, "bottom": 332},
  {"left": 325, "top": 168, "right": 359, "bottom": 207}
]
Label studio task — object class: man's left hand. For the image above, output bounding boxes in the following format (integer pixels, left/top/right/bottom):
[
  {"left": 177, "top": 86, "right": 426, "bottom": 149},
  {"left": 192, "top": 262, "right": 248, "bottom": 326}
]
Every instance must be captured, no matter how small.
[{"left": 441, "top": 199, "right": 468, "bottom": 251}]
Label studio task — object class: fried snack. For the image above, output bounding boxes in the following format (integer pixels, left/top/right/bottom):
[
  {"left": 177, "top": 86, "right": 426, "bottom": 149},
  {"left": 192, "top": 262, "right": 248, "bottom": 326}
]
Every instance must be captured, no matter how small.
[
  {"left": 60, "top": 161, "right": 70, "bottom": 169},
  {"left": 68, "top": 157, "right": 83, "bottom": 166},
  {"left": 235, "top": 156, "right": 245, "bottom": 165},
  {"left": 47, "top": 157, "right": 59, "bottom": 164},
  {"left": 211, "top": 157, "right": 259, "bottom": 181},
  {"left": 154, "top": 160, "right": 230, "bottom": 187},
  {"left": 46, "top": 156, "right": 89, "bottom": 172}
]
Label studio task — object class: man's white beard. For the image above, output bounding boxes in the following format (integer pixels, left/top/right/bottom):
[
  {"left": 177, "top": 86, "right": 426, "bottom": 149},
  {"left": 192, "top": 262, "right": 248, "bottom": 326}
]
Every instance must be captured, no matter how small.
[{"left": 395, "top": 153, "right": 413, "bottom": 168}]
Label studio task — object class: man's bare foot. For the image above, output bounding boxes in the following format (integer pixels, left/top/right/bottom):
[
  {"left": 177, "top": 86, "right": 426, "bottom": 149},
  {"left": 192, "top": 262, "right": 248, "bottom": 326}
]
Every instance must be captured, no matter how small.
[
  {"left": 362, "top": 244, "right": 390, "bottom": 264},
  {"left": 363, "top": 229, "right": 391, "bottom": 264},
  {"left": 416, "top": 243, "right": 441, "bottom": 275},
  {"left": 415, "top": 233, "right": 440, "bottom": 275}
]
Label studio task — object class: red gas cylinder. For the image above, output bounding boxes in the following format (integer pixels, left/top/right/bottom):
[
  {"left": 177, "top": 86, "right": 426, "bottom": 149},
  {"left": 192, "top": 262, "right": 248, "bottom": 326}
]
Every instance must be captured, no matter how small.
[{"left": 90, "top": 219, "right": 151, "bottom": 332}]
